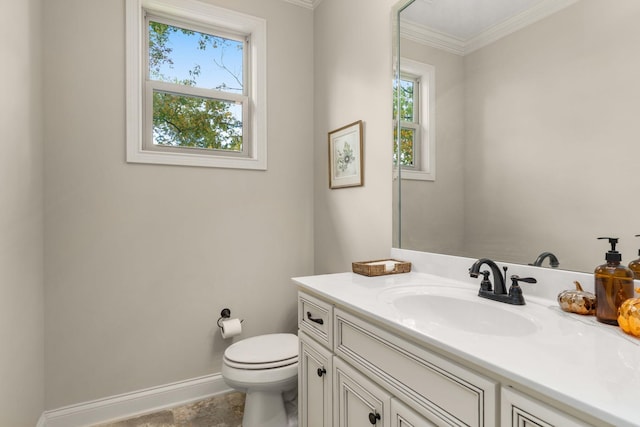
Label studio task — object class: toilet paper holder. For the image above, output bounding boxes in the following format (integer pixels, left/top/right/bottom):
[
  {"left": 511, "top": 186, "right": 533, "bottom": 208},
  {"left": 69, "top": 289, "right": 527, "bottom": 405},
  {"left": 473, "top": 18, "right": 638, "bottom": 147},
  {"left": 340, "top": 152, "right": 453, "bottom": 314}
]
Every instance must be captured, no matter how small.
[{"left": 217, "top": 308, "right": 243, "bottom": 329}]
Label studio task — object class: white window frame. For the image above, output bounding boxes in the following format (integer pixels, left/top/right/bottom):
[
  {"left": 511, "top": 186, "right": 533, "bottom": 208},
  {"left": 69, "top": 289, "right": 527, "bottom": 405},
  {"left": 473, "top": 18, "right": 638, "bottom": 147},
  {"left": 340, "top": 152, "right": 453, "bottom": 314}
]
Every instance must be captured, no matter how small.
[
  {"left": 126, "top": 0, "right": 267, "bottom": 170},
  {"left": 397, "top": 58, "right": 436, "bottom": 181}
]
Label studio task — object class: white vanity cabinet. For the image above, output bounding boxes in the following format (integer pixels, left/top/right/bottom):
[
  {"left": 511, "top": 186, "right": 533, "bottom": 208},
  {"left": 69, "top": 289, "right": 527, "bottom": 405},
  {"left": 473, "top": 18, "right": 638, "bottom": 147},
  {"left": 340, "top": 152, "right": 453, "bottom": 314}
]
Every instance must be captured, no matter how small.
[
  {"left": 295, "top": 270, "right": 635, "bottom": 426},
  {"left": 501, "top": 387, "right": 589, "bottom": 427},
  {"left": 297, "top": 290, "right": 497, "bottom": 427}
]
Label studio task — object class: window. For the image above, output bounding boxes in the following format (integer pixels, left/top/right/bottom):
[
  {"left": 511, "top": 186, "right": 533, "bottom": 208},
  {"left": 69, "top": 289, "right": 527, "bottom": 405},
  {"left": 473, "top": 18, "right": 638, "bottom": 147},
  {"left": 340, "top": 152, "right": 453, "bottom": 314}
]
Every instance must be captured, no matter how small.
[
  {"left": 394, "top": 73, "right": 421, "bottom": 169},
  {"left": 393, "top": 58, "right": 435, "bottom": 181},
  {"left": 126, "top": 0, "right": 267, "bottom": 169},
  {"left": 145, "top": 17, "right": 248, "bottom": 155}
]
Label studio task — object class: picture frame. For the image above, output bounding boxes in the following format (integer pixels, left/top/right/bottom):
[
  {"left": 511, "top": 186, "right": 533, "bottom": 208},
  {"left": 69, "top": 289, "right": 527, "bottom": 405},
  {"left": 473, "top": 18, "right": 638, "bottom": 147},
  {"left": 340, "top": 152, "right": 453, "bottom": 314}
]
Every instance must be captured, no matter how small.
[{"left": 328, "top": 120, "right": 364, "bottom": 189}]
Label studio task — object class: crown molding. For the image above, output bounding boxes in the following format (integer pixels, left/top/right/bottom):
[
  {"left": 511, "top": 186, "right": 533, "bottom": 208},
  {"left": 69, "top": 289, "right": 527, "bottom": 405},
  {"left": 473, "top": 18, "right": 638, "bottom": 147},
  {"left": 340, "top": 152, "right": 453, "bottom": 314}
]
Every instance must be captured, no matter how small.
[
  {"left": 401, "top": 0, "right": 579, "bottom": 56},
  {"left": 400, "top": 20, "right": 466, "bottom": 56},
  {"left": 282, "top": 0, "right": 323, "bottom": 9}
]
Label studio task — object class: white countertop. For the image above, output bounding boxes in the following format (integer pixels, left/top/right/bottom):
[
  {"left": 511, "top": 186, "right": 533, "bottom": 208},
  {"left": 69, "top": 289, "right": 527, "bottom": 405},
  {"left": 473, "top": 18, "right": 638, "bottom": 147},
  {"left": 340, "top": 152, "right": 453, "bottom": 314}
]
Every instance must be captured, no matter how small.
[{"left": 293, "top": 270, "right": 640, "bottom": 427}]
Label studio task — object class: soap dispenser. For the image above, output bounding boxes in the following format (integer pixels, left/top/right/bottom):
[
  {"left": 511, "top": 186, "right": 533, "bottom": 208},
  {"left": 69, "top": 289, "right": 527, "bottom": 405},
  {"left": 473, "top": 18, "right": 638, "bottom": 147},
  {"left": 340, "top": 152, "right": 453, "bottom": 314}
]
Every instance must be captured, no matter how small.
[
  {"left": 628, "top": 234, "right": 640, "bottom": 280},
  {"left": 594, "top": 237, "right": 635, "bottom": 325}
]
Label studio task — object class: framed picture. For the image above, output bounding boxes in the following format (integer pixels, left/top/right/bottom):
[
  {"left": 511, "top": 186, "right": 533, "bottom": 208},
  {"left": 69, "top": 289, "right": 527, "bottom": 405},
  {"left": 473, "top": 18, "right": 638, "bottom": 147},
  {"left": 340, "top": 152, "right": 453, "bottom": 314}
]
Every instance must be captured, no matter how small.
[{"left": 328, "top": 120, "right": 363, "bottom": 189}]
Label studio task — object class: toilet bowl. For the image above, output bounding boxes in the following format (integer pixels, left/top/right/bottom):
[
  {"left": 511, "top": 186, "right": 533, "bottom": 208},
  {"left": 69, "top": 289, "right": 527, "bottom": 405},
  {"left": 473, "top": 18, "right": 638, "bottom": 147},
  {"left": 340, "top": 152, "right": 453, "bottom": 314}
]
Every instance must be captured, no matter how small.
[{"left": 222, "top": 333, "right": 298, "bottom": 427}]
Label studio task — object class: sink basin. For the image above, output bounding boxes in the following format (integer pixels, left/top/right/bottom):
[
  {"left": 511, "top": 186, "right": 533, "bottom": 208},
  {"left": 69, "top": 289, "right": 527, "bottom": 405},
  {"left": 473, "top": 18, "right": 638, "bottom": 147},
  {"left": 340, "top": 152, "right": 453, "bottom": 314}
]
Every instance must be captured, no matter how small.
[{"left": 380, "top": 286, "right": 539, "bottom": 337}]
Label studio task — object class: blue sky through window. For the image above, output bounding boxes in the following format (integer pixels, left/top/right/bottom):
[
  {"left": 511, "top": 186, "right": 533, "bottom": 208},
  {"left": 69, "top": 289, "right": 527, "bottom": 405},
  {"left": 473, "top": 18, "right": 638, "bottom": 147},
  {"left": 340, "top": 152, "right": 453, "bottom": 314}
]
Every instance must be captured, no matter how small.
[{"left": 149, "top": 21, "right": 244, "bottom": 94}]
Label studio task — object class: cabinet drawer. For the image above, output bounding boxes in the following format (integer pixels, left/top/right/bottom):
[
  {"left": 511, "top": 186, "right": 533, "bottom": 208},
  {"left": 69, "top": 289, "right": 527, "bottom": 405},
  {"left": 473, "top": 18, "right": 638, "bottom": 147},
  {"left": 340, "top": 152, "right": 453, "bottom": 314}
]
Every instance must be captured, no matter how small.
[
  {"left": 334, "top": 308, "right": 497, "bottom": 427},
  {"left": 298, "top": 291, "right": 333, "bottom": 349}
]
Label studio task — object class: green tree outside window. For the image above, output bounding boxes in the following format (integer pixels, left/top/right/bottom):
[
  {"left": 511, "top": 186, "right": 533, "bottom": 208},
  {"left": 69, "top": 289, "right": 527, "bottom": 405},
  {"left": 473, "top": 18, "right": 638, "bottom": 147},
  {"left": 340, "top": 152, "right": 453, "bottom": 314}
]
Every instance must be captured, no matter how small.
[{"left": 393, "top": 77, "right": 417, "bottom": 167}]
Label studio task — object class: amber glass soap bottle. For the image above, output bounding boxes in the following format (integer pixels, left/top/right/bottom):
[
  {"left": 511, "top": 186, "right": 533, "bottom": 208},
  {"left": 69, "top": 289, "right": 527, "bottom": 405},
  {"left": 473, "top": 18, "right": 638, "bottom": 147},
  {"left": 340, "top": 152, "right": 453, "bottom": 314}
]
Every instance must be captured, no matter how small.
[
  {"left": 594, "top": 237, "right": 635, "bottom": 325},
  {"left": 628, "top": 234, "right": 640, "bottom": 280}
]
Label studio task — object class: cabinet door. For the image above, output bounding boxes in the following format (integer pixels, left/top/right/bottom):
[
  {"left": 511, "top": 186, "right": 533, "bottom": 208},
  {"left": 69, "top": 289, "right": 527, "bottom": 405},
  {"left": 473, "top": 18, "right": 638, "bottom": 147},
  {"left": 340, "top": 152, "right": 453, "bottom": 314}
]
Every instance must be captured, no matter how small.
[
  {"left": 501, "top": 387, "right": 589, "bottom": 427},
  {"left": 299, "top": 332, "right": 333, "bottom": 427},
  {"left": 334, "top": 358, "right": 390, "bottom": 427},
  {"left": 391, "top": 399, "right": 438, "bottom": 427}
]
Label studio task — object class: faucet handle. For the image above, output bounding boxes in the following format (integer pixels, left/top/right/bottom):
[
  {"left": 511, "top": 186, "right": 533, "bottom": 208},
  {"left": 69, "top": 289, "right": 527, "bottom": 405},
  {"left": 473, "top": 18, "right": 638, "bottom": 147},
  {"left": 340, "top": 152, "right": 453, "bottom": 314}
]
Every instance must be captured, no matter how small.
[
  {"left": 507, "top": 275, "right": 535, "bottom": 305},
  {"left": 510, "top": 275, "right": 537, "bottom": 285},
  {"left": 479, "top": 270, "right": 492, "bottom": 292}
]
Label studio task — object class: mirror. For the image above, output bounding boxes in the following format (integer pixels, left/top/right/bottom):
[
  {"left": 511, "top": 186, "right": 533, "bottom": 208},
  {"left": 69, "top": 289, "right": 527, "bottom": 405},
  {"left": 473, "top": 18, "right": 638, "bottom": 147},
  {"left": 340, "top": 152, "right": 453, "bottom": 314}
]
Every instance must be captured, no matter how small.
[{"left": 393, "top": 0, "right": 640, "bottom": 273}]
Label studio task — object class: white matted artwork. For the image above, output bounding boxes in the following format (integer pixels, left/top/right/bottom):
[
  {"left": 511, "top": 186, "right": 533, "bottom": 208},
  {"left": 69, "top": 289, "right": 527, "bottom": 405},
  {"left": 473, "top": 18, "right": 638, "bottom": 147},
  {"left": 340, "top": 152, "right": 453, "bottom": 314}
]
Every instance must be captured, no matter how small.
[{"left": 328, "top": 120, "right": 363, "bottom": 189}]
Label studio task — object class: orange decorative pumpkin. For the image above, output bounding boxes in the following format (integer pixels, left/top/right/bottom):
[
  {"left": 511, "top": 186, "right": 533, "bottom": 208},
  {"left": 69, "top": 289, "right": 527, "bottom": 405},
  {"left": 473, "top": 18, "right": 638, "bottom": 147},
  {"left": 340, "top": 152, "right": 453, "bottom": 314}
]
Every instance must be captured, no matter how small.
[
  {"left": 557, "top": 281, "right": 596, "bottom": 315},
  {"left": 618, "top": 289, "right": 640, "bottom": 338}
]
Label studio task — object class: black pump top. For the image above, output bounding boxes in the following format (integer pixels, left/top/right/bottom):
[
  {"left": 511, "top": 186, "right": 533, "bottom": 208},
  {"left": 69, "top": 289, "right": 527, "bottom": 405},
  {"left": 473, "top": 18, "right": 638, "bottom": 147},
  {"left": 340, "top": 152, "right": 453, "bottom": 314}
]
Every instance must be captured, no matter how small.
[
  {"left": 636, "top": 234, "right": 640, "bottom": 257},
  {"left": 598, "top": 237, "right": 621, "bottom": 263}
]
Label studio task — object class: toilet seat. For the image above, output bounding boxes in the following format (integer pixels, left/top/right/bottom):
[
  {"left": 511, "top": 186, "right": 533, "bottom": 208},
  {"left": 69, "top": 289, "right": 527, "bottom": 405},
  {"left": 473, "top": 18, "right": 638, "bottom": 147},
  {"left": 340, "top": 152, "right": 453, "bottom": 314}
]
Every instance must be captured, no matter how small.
[
  {"left": 223, "top": 333, "right": 298, "bottom": 370},
  {"left": 224, "top": 355, "right": 298, "bottom": 370}
]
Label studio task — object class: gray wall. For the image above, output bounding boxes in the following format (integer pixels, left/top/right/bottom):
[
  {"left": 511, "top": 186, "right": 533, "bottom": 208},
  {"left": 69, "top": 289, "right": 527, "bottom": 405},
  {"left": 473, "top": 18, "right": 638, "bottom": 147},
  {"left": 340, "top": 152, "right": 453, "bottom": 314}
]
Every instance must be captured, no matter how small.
[
  {"left": 398, "top": 41, "right": 465, "bottom": 255},
  {"left": 0, "top": 0, "right": 45, "bottom": 425},
  {"left": 464, "top": 0, "right": 640, "bottom": 270},
  {"left": 43, "top": 0, "right": 314, "bottom": 409},
  {"left": 0, "top": 0, "right": 397, "bottom": 415},
  {"left": 313, "top": 0, "right": 395, "bottom": 273}
]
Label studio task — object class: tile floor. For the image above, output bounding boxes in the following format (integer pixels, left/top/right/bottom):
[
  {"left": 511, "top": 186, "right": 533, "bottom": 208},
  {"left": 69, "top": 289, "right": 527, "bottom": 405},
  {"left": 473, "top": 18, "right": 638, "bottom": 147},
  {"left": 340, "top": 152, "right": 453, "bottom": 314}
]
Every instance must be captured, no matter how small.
[{"left": 94, "top": 391, "right": 245, "bottom": 427}]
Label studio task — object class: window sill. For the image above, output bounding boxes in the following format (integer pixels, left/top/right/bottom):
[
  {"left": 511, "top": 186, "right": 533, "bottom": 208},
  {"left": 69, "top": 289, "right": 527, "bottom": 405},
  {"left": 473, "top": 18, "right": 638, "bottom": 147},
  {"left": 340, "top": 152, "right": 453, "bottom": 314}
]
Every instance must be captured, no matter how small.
[
  {"left": 126, "top": 147, "right": 266, "bottom": 170},
  {"left": 394, "top": 169, "right": 435, "bottom": 181}
]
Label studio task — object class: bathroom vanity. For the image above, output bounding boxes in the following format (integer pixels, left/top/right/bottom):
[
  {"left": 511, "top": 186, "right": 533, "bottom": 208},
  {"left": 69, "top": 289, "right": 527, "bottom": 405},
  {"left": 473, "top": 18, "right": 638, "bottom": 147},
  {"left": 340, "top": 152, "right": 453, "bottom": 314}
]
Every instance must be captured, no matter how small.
[{"left": 294, "top": 252, "right": 640, "bottom": 427}]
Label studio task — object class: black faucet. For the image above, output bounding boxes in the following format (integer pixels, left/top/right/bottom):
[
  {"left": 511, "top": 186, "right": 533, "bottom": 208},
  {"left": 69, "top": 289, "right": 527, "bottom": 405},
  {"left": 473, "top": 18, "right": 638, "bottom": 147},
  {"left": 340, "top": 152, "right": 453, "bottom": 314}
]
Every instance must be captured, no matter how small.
[
  {"left": 469, "top": 258, "right": 537, "bottom": 305},
  {"left": 529, "top": 251, "right": 559, "bottom": 268},
  {"left": 469, "top": 258, "right": 507, "bottom": 294}
]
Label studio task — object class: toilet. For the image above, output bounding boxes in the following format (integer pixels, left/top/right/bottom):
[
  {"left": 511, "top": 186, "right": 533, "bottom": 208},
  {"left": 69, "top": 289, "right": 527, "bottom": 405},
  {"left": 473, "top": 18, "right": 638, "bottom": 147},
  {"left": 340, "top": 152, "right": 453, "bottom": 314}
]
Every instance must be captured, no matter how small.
[{"left": 222, "top": 333, "right": 299, "bottom": 427}]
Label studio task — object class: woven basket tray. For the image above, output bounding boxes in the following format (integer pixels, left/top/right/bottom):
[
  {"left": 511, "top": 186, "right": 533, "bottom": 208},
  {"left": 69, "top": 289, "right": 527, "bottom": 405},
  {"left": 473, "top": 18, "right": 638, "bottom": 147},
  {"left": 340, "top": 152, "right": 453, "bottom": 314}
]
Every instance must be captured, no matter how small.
[{"left": 352, "top": 259, "right": 412, "bottom": 277}]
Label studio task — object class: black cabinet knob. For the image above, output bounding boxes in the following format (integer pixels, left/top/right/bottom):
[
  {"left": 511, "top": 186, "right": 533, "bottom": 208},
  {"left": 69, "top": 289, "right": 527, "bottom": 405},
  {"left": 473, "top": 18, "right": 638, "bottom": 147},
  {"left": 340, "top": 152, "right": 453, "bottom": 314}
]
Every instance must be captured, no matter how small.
[
  {"left": 368, "top": 412, "right": 381, "bottom": 424},
  {"left": 317, "top": 367, "right": 326, "bottom": 377}
]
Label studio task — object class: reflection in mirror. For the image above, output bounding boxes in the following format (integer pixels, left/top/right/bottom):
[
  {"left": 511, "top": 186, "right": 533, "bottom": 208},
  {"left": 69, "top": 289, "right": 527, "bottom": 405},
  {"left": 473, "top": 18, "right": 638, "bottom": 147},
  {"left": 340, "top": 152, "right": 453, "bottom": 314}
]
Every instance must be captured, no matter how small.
[{"left": 393, "top": 0, "right": 640, "bottom": 273}]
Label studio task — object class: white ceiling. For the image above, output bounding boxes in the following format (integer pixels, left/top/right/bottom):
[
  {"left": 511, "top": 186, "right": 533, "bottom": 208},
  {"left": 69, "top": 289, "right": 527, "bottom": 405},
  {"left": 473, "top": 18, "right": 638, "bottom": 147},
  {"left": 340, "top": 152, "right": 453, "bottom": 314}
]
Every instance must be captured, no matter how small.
[
  {"left": 402, "top": 0, "right": 546, "bottom": 40},
  {"left": 283, "top": 0, "right": 578, "bottom": 55},
  {"left": 400, "top": 0, "right": 579, "bottom": 55}
]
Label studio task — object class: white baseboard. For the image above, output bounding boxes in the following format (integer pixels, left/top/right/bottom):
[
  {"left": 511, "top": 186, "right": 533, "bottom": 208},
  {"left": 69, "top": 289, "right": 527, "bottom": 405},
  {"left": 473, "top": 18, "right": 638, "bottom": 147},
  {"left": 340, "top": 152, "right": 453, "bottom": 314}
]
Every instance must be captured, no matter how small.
[{"left": 41, "top": 373, "right": 231, "bottom": 427}]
